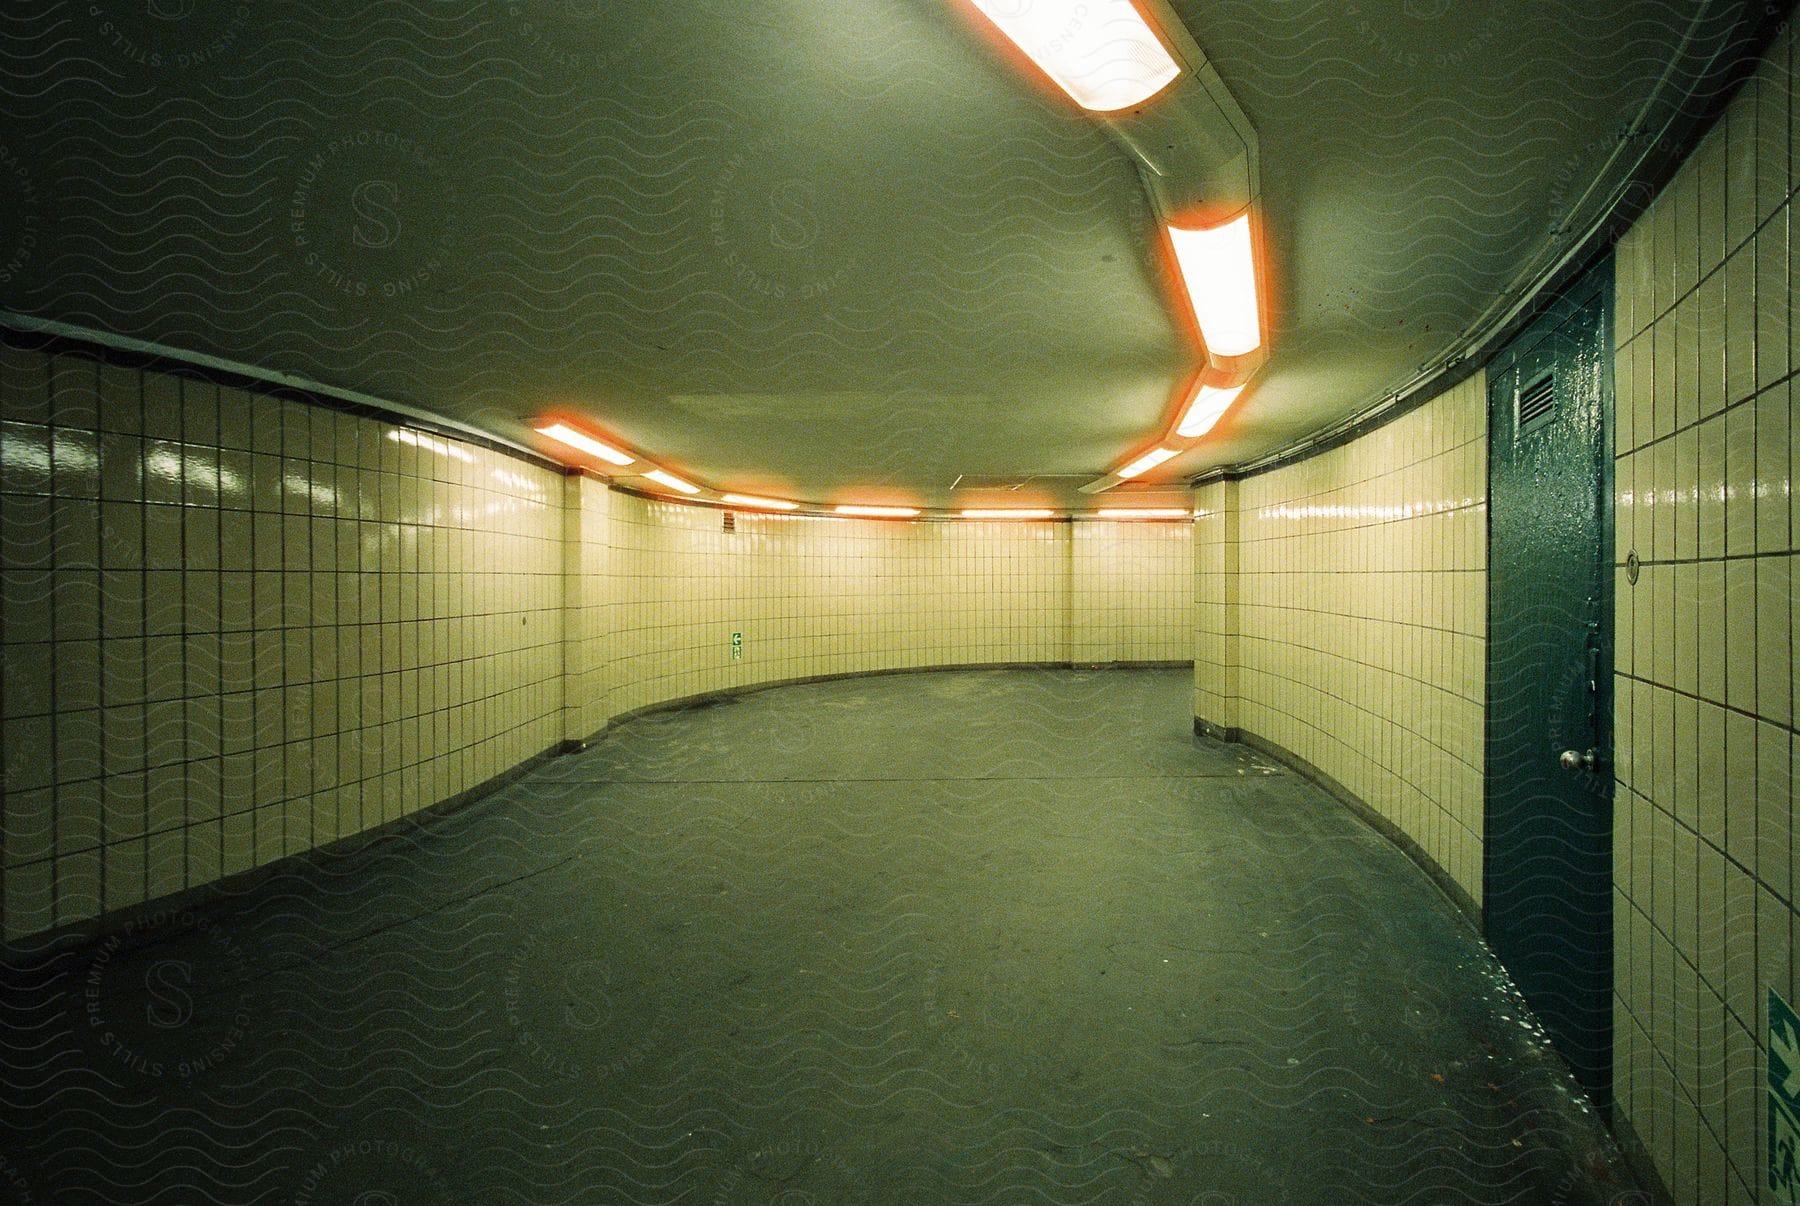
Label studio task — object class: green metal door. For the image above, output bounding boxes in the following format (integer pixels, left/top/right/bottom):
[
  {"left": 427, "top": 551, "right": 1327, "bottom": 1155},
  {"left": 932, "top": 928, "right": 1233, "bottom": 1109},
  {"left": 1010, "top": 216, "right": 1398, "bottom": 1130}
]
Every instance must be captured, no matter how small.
[{"left": 1485, "top": 258, "right": 1614, "bottom": 1115}]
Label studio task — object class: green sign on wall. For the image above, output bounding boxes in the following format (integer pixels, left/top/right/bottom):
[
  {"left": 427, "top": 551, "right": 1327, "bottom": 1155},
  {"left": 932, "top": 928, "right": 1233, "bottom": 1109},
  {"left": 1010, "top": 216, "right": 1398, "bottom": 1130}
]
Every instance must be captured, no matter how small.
[
  {"left": 731, "top": 631, "right": 742, "bottom": 662},
  {"left": 1771, "top": 988, "right": 1800, "bottom": 1203}
]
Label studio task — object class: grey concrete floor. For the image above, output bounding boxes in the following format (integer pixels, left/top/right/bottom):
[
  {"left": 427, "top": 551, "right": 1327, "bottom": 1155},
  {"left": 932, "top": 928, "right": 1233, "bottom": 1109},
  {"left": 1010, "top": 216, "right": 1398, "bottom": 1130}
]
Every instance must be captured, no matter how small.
[{"left": 0, "top": 668, "right": 1638, "bottom": 1203}]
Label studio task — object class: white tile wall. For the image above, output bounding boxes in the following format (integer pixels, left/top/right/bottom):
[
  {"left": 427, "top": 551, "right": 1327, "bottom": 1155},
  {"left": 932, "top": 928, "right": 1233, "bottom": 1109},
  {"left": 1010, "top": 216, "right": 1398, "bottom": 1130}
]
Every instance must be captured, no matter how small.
[
  {"left": 595, "top": 496, "right": 1193, "bottom": 724},
  {"left": 1072, "top": 520, "right": 1194, "bottom": 664},
  {"left": 1193, "top": 480, "right": 1237, "bottom": 730},
  {"left": 1193, "top": 375, "right": 1489, "bottom": 905},
  {"left": 1612, "top": 23, "right": 1798, "bottom": 1202},
  {"left": 0, "top": 348, "right": 566, "bottom": 941},
  {"left": 0, "top": 355, "right": 1197, "bottom": 944},
  {"left": 561, "top": 474, "right": 612, "bottom": 742}
]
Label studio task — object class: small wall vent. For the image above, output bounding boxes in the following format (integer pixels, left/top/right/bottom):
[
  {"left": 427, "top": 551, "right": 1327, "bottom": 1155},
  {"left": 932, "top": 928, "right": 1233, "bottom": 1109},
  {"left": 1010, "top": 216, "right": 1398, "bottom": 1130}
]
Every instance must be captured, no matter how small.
[
  {"left": 722, "top": 510, "right": 736, "bottom": 532},
  {"left": 1517, "top": 371, "right": 1556, "bottom": 432}
]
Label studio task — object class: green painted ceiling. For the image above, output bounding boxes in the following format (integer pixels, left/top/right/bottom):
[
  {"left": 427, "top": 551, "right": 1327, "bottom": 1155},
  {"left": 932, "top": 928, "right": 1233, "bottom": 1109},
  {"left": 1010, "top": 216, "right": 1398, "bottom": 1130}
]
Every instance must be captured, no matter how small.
[{"left": 0, "top": 0, "right": 1764, "bottom": 503}]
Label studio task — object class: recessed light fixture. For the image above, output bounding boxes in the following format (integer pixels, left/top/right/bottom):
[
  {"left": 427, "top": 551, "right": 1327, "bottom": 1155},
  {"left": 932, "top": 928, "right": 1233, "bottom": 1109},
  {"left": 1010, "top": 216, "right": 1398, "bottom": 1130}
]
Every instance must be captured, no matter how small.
[
  {"left": 1097, "top": 508, "right": 1192, "bottom": 519},
  {"left": 1168, "top": 213, "right": 1263, "bottom": 360},
  {"left": 643, "top": 469, "right": 701, "bottom": 495},
  {"left": 1118, "top": 447, "right": 1180, "bottom": 480},
  {"left": 959, "top": 509, "right": 1057, "bottom": 519},
  {"left": 836, "top": 505, "right": 921, "bottom": 518},
  {"left": 968, "top": 0, "right": 1182, "bottom": 112},
  {"left": 721, "top": 493, "right": 800, "bottom": 511},
  {"left": 1176, "top": 383, "right": 1247, "bottom": 438},
  {"left": 534, "top": 422, "right": 635, "bottom": 467}
]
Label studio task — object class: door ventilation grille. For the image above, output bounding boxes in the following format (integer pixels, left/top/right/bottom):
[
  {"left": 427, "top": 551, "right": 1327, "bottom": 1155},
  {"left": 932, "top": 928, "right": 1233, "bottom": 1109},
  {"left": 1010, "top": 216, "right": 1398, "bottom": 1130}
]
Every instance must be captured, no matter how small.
[{"left": 1517, "top": 371, "right": 1556, "bottom": 432}]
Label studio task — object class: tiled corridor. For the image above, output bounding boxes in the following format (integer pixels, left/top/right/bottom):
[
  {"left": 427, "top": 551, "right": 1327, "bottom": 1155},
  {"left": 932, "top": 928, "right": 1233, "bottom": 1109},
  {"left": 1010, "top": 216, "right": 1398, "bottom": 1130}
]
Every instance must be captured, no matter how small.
[
  {"left": 2, "top": 1, "right": 1797, "bottom": 1200},
  {"left": 1, "top": 671, "right": 1632, "bottom": 1202}
]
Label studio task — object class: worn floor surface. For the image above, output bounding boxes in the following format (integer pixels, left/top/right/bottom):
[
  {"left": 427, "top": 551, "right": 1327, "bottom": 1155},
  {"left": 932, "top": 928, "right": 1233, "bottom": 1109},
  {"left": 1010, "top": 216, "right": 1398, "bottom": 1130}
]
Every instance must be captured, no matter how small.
[{"left": 0, "top": 669, "right": 1638, "bottom": 1203}]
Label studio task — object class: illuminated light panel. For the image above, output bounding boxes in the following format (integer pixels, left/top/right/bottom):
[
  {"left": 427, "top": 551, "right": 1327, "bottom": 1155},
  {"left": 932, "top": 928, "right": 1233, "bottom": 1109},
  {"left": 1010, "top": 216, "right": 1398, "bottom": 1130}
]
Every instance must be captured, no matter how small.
[
  {"left": 643, "top": 469, "right": 700, "bottom": 495},
  {"left": 721, "top": 493, "right": 800, "bottom": 511},
  {"left": 534, "top": 422, "right": 634, "bottom": 466},
  {"left": 836, "top": 505, "right": 921, "bottom": 518},
  {"left": 1168, "top": 213, "right": 1263, "bottom": 360},
  {"left": 959, "top": 509, "right": 1056, "bottom": 519},
  {"left": 968, "top": 0, "right": 1181, "bottom": 112},
  {"left": 1097, "top": 508, "right": 1193, "bottom": 519},
  {"left": 1176, "top": 383, "right": 1247, "bottom": 438},
  {"left": 1117, "top": 446, "right": 1179, "bottom": 480}
]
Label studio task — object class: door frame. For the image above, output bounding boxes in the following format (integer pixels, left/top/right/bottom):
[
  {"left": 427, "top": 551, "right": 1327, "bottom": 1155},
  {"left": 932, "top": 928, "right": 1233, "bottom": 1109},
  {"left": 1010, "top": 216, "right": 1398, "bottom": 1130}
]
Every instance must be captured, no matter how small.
[{"left": 1482, "top": 251, "right": 1616, "bottom": 1116}]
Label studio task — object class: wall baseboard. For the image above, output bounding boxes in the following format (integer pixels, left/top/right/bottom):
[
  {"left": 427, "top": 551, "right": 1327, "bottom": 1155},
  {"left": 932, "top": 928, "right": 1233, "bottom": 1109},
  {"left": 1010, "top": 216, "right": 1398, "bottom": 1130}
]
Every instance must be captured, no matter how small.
[
  {"left": 1192, "top": 717, "right": 1240, "bottom": 743},
  {"left": 1195, "top": 715, "right": 1482, "bottom": 930},
  {"left": 596, "top": 660, "right": 1192, "bottom": 733}
]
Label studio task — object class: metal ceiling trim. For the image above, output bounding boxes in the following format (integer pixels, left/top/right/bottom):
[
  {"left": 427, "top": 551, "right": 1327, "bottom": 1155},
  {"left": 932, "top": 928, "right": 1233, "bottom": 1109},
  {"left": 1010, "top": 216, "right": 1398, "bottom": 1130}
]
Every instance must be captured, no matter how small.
[{"left": 0, "top": 309, "right": 565, "bottom": 473}]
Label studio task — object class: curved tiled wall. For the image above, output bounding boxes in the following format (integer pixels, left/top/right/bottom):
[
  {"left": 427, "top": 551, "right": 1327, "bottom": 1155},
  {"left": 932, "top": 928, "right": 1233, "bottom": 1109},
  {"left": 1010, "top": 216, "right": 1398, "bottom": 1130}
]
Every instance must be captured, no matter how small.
[
  {"left": 577, "top": 483, "right": 1194, "bottom": 727},
  {"left": 1192, "top": 25, "right": 1800, "bottom": 1196},
  {"left": 1194, "top": 375, "right": 1489, "bottom": 907},
  {"left": 0, "top": 346, "right": 568, "bottom": 941},
  {"left": 1609, "top": 24, "right": 1798, "bottom": 1200},
  {"left": 0, "top": 352, "right": 1194, "bottom": 942}
]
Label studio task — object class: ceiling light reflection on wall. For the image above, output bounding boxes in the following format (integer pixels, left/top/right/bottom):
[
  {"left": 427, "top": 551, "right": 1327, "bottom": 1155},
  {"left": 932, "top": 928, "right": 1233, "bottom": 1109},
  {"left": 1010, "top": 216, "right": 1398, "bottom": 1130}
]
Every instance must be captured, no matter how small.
[
  {"left": 534, "top": 422, "right": 635, "bottom": 466},
  {"left": 959, "top": 509, "right": 1057, "bottom": 519},
  {"left": 1097, "top": 508, "right": 1192, "bottom": 519},
  {"left": 1117, "top": 447, "right": 1179, "bottom": 479},
  {"left": 391, "top": 427, "right": 476, "bottom": 463},
  {"left": 721, "top": 493, "right": 801, "bottom": 511},
  {"left": 836, "top": 505, "right": 921, "bottom": 518},
  {"left": 643, "top": 469, "right": 701, "bottom": 495},
  {"left": 967, "top": 0, "right": 1181, "bottom": 112},
  {"left": 1168, "top": 213, "right": 1262, "bottom": 360},
  {"left": 1176, "top": 383, "right": 1246, "bottom": 438}
]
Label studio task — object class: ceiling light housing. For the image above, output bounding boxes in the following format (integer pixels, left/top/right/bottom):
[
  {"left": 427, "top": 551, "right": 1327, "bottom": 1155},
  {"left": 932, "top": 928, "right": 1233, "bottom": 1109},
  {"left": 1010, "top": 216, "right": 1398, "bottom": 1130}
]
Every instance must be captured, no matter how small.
[
  {"left": 959, "top": 509, "right": 1057, "bottom": 520},
  {"left": 967, "top": 0, "right": 1182, "bottom": 113},
  {"left": 1117, "top": 447, "right": 1179, "bottom": 480},
  {"left": 535, "top": 422, "right": 634, "bottom": 467},
  {"left": 1177, "top": 382, "right": 1247, "bottom": 439},
  {"left": 836, "top": 505, "right": 921, "bottom": 518},
  {"left": 1096, "top": 0, "right": 1259, "bottom": 216},
  {"left": 721, "top": 493, "right": 800, "bottom": 511},
  {"left": 643, "top": 469, "right": 700, "bottom": 495},
  {"left": 1168, "top": 212, "right": 1263, "bottom": 373}
]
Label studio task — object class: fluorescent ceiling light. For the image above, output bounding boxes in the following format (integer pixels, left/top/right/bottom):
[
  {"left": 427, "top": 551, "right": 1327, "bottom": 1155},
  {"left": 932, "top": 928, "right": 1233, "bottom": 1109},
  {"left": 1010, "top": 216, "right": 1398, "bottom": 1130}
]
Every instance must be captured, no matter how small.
[
  {"left": 968, "top": 0, "right": 1181, "bottom": 112},
  {"left": 959, "top": 509, "right": 1056, "bottom": 519},
  {"left": 836, "top": 505, "right": 921, "bottom": 518},
  {"left": 1176, "top": 383, "right": 1247, "bottom": 438},
  {"left": 643, "top": 469, "right": 700, "bottom": 495},
  {"left": 1117, "top": 447, "right": 1179, "bottom": 480},
  {"left": 721, "top": 493, "right": 800, "bottom": 511},
  {"left": 534, "top": 422, "right": 634, "bottom": 467},
  {"left": 1168, "top": 213, "right": 1263, "bottom": 360},
  {"left": 1097, "top": 508, "right": 1192, "bottom": 519}
]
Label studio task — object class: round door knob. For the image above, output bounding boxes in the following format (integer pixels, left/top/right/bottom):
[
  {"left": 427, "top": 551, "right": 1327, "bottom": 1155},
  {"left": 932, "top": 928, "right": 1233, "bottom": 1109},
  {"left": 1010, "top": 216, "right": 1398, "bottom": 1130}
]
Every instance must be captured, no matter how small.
[{"left": 1559, "top": 748, "right": 1595, "bottom": 772}]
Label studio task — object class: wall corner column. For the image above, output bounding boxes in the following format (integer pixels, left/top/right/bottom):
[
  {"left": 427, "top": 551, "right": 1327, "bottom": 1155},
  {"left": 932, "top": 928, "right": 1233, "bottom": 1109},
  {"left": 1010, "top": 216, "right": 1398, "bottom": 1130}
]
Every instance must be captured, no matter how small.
[
  {"left": 560, "top": 472, "right": 611, "bottom": 747},
  {"left": 1193, "top": 479, "right": 1240, "bottom": 739}
]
